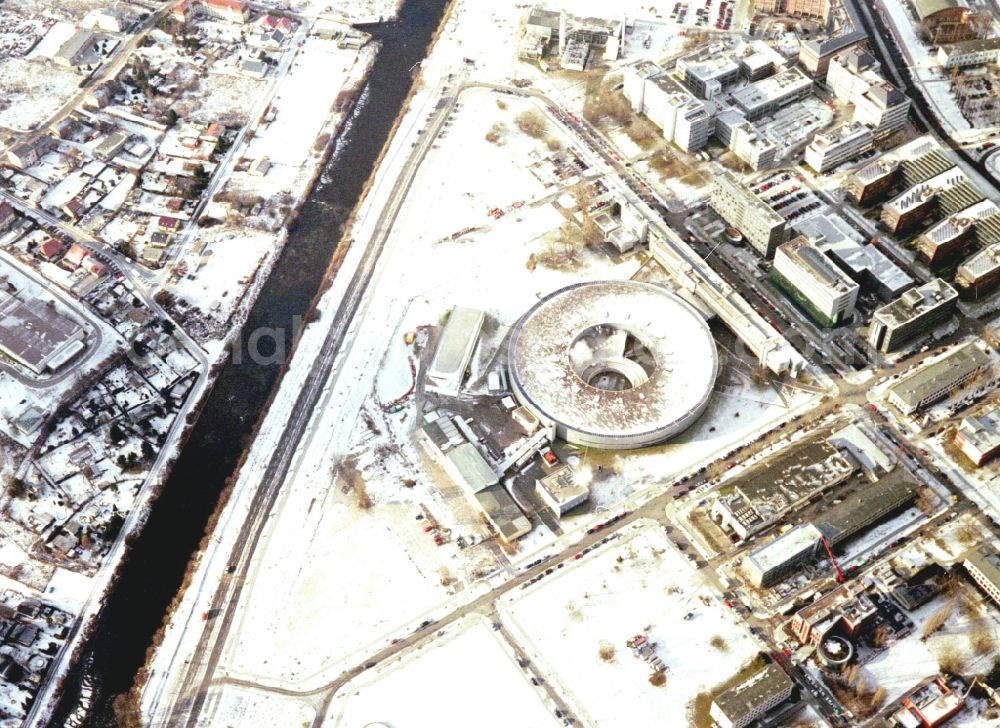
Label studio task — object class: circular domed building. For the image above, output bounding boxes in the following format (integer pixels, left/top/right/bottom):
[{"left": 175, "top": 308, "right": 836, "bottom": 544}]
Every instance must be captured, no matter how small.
[{"left": 507, "top": 280, "right": 718, "bottom": 449}]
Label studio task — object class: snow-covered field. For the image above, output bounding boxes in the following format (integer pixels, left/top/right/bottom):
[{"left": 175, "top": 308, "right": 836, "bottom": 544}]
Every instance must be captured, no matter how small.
[
  {"left": 500, "top": 520, "right": 761, "bottom": 726},
  {"left": 325, "top": 615, "right": 561, "bottom": 728},
  {"left": 0, "top": 56, "right": 80, "bottom": 131}
]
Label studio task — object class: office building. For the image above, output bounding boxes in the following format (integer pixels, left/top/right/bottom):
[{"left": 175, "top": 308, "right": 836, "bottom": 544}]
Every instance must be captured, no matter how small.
[
  {"left": 677, "top": 55, "right": 740, "bottom": 99},
  {"left": 772, "top": 236, "right": 859, "bottom": 327},
  {"left": 709, "top": 173, "right": 787, "bottom": 257},
  {"left": 886, "top": 343, "right": 990, "bottom": 415},
  {"left": 745, "top": 525, "right": 823, "bottom": 588},
  {"left": 916, "top": 199, "right": 999, "bottom": 266},
  {"left": 962, "top": 542, "right": 1000, "bottom": 606},
  {"left": 868, "top": 278, "right": 958, "bottom": 353},
  {"left": 880, "top": 167, "right": 981, "bottom": 236},
  {"left": 623, "top": 62, "right": 715, "bottom": 152},
  {"left": 805, "top": 122, "right": 874, "bottom": 174},
  {"left": 956, "top": 242, "right": 1000, "bottom": 298}
]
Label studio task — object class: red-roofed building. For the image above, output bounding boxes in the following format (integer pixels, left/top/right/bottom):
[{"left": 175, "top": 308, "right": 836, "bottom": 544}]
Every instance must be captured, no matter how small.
[
  {"left": 158, "top": 216, "right": 182, "bottom": 233},
  {"left": 38, "top": 239, "right": 64, "bottom": 261},
  {"left": 63, "top": 243, "right": 90, "bottom": 268}
]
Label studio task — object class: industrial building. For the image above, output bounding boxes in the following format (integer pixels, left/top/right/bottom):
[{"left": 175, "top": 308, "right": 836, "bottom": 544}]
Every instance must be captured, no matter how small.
[
  {"left": 420, "top": 411, "right": 531, "bottom": 543},
  {"left": 0, "top": 287, "right": 87, "bottom": 375},
  {"left": 425, "top": 306, "right": 485, "bottom": 397},
  {"left": 709, "top": 173, "right": 787, "bottom": 257},
  {"left": 954, "top": 408, "right": 1000, "bottom": 465},
  {"left": 805, "top": 122, "right": 874, "bottom": 174},
  {"left": 937, "top": 37, "right": 1000, "bottom": 68},
  {"left": 710, "top": 439, "right": 857, "bottom": 541},
  {"left": 961, "top": 542, "right": 1000, "bottom": 607},
  {"left": 813, "top": 470, "right": 916, "bottom": 546},
  {"left": 797, "top": 215, "right": 913, "bottom": 301},
  {"left": 730, "top": 68, "right": 813, "bottom": 121},
  {"left": 771, "top": 236, "right": 859, "bottom": 327},
  {"left": 886, "top": 343, "right": 991, "bottom": 415},
  {"left": 710, "top": 664, "right": 794, "bottom": 728},
  {"left": 868, "top": 278, "right": 958, "bottom": 354},
  {"left": 745, "top": 524, "right": 823, "bottom": 588},
  {"left": 508, "top": 281, "right": 718, "bottom": 449}
]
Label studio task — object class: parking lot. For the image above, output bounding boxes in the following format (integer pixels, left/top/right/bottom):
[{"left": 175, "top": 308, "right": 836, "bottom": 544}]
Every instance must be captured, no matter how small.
[
  {"left": 751, "top": 170, "right": 826, "bottom": 223},
  {"left": 669, "top": 0, "right": 735, "bottom": 30}
]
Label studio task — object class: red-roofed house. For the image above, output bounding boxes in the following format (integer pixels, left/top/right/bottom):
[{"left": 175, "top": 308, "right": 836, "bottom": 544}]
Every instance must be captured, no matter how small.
[
  {"left": 158, "top": 216, "right": 182, "bottom": 233},
  {"left": 64, "top": 243, "right": 90, "bottom": 268},
  {"left": 38, "top": 239, "right": 64, "bottom": 261},
  {"left": 0, "top": 202, "right": 16, "bottom": 232}
]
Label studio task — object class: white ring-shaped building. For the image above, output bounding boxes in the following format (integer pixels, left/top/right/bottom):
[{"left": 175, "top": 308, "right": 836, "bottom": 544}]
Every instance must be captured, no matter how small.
[{"left": 508, "top": 280, "right": 718, "bottom": 449}]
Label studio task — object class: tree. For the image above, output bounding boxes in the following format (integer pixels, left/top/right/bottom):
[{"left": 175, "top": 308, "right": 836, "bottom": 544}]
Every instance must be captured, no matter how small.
[
  {"left": 164, "top": 108, "right": 178, "bottom": 127},
  {"left": 101, "top": 513, "right": 125, "bottom": 542},
  {"left": 109, "top": 423, "right": 125, "bottom": 444},
  {"left": 140, "top": 441, "right": 155, "bottom": 462}
]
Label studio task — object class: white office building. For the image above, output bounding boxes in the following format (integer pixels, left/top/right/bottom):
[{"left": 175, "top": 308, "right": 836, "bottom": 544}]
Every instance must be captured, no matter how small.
[
  {"left": 805, "top": 122, "right": 874, "bottom": 173},
  {"left": 773, "top": 236, "right": 859, "bottom": 327}
]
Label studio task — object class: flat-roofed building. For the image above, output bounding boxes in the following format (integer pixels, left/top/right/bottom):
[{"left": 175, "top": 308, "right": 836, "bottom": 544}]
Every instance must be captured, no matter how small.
[
  {"left": 0, "top": 288, "right": 86, "bottom": 375},
  {"left": 845, "top": 135, "right": 950, "bottom": 206},
  {"left": 853, "top": 81, "right": 911, "bottom": 139},
  {"left": 937, "top": 36, "right": 1000, "bottom": 68},
  {"left": 962, "top": 542, "right": 1000, "bottom": 606},
  {"left": 917, "top": 199, "right": 999, "bottom": 266},
  {"left": 814, "top": 470, "right": 917, "bottom": 546},
  {"left": 709, "top": 173, "right": 787, "bottom": 257},
  {"left": 677, "top": 55, "right": 740, "bottom": 99},
  {"left": 425, "top": 306, "right": 485, "bottom": 397},
  {"left": 797, "top": 214, "right": 913, "bottom": 301},
  {"left": 756, "top": 0, "right": 830, "bottom": 20},
  {"left": 799, "top": 23, "right": 868, "bottom": 76},
  {"left": 731, "top": 68, "right": 813, "bottom": 121},
  {"left": 535, "top": 465, "right": 589, "bottom": 516},
  {"left": 745, "top": 524, "right": 823, "bottom": 587},
  {"left": 805, "top": 122, "right": 874, "bottom": 174},
  {"left": 869, "top": 278, "right": 958, "bottom": 353},
  {"left": 727, "top": 119, "right": 777, "bottom": 171},
  {"left": 790, "top": 583, "right": 879, "bottom": 645},
  {"left": 623, "top": 64, "right": 714, "bottom": 152},
  {"left": 955, "top": 408, "right": 1000, "bottom": 465},
  {"left": 771, "top": 236, "right": 859, "bottom": 327},
  {"left": 887, "top": 343, "right": 991, "bottom": 415},
  {"left": 710, "top": 664, "right": 794, "bottom": 728},
  {"left": 827, "top": 47, "right": 879, "bottom": 103},
  {"left": 710, "top": 438, "right": 857, "bottom": 540}
]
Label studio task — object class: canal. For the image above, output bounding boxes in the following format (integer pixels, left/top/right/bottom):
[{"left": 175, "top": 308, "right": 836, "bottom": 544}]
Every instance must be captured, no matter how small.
[{"left": 50, "top": 1, "right": 451, "bottom": 724}]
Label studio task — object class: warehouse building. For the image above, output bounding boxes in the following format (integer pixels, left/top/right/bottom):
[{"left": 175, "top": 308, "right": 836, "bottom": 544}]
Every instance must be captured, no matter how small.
[
  {"left": 937, "top": 37, "right": 1000, "bottom": 68},
  {"left": 955, "top": 408, "right": 1000, "bottom": 465},
  {"left": 868, "top": 278, "right": 958, "bottom": 353},
  {"left": 710, "top": 173, "right": 787, "bottom": 257},
  {"left": 886, "top": 343, "right": 991, "bottom": 415},
  {"left": 0, "top": 288, "right": 87, "bottom": 375},
  {"left": 961, "top": 542, "right": 1000, "bottom": 607},
  {"left": 420, "top": 411, "right": 531, "bottom": 542},
  {"left": 771, "top": 236, "right": 859, "bottom": 327},
  {"left": 710, "top": 664, "right": 794, "bottom": 728},
  {"left": 425, "top": 306, "right": 485, "bottom": 397},
  {"left": 814, "top": 470, "right": 917, "bottom": 547}
]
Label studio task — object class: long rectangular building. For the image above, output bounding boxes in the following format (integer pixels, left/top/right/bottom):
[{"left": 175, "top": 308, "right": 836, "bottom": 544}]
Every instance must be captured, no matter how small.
[
  {"left": 955, "top": 408, "right": 1000, "bottom": 465},
  {"left": 425, "top": 306, "right": 485, "bottom": 397},
  {"left": 709, "top": 173, "right": 787, "bottom": 257},
  {"left": 886, "top": 343, "right": 991, "bottom": 415},
  {"left": 962, "top": 542, "right": 1000, "bottom": 606},
  {"left": 771, "top": 236, "right": 859, "bottom": 327}
]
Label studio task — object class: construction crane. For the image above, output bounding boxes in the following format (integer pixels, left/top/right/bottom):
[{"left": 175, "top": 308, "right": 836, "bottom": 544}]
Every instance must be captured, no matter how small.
[{"left": 819, "top": 533, "right": 845, "bottom": 584}]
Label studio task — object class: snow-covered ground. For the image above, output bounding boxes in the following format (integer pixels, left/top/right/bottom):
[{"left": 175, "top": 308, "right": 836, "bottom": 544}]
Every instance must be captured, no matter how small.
[
  {"left": 500, "top": 520, "right": 760, "bottom": 726},
  {"left": 324, "top": 614, "right": 561, "bottom": 727},
  {"left": 0, "top": 56, "right": 80, "bottom": 131}
]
